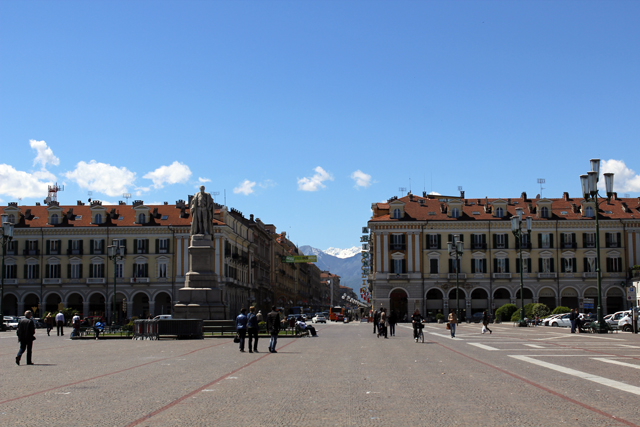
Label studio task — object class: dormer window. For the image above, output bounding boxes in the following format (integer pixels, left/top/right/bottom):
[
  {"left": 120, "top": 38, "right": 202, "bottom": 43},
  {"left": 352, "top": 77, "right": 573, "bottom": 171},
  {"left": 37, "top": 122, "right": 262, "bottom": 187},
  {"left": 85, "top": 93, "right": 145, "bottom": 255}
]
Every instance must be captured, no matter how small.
[
  {"left": 8, "top": 214, "right": 15, "bottom": 224},
  {"left": 495, "top": 207, "right": 504, "bottom": 217},
  {"left": 50, "top": 214, "right": 59, "bottom": 225},
  {"left": 540, "top": 207, "right": 549, "bottom": 218},
  {"left": 585, "top": 206, "right": 594, "bottom": 217},
  {"left": 451, "top": 208, "right": 460, "bottom": 218},
  {"left": 393, "top": 209, "right": 402, "bottom": 219},
  {"left": 138, "top": 213, "right": 146, "bottom": 224},
  {"left": 95, "top": 214, "right": 102, "bottom": 224}
]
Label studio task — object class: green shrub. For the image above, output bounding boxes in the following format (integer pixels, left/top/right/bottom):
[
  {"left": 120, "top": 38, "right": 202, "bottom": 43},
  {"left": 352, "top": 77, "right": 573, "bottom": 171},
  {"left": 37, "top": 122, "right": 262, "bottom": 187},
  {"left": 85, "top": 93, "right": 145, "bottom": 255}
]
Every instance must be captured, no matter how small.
[
  {"left": 435, "top": 313, "right": 444, "bottom": 321},
  {"left": 495, "top": 304, "right": 517, "bottom": 322},
  {"left": 552, "top": 306, "right": 570, "bottom": 315},
  {"left": 510, "top": 310, "right": 522, "bottom": 322},
  {"left": 258, "top": 321, "right": 267, "bottom": 332},
  {"left": 532, "top": 303, "right": 551, "bottom": 319}
]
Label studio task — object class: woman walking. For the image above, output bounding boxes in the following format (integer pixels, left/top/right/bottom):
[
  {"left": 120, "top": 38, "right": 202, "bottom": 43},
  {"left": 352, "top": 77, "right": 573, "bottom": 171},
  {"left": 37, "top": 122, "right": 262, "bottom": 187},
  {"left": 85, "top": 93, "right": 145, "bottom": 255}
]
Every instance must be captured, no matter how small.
[
  {"left": 235, "top": 308, "right": 248, "bottom": 352},
  {"left": 448, "top": 309, "right": 457, "bottom": 338}
]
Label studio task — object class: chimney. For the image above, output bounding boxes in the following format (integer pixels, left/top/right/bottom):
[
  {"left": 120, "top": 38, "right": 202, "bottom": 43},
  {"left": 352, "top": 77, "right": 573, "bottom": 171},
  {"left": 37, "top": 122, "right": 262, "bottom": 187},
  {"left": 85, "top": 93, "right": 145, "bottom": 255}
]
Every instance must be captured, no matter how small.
[
  {"left": 77, "top": 200, "right": 83, "bottom": 206},
  {"left": 460, "top": 190, "right": 465, "bottom": 199},
  {"left": 521, "top": 192, "right": 527, "bottom": 201},
  {"left": 250, "top": 214, "right": 254, "bottom": 221},
  {"left": 563, "top": 192, "right": 569, "bottom": 201}
]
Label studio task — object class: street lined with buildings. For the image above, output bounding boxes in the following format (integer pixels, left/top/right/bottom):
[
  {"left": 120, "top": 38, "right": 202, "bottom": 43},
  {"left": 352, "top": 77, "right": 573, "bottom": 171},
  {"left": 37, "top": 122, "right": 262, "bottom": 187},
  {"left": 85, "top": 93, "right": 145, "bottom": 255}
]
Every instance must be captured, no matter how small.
[{"left": 1, "top": 322, "right": 639, "bottom": 426}]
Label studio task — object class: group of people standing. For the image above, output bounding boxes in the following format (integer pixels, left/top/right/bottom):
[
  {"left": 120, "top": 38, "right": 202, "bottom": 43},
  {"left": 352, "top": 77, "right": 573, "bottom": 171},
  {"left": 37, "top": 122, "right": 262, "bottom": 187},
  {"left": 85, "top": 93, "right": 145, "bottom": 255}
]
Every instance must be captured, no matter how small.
[
  {"left": 372, "top": 308, "right": 397, "bottom": 338},
  {"left": 235, "top": 306, "right": 282, "bottom": 353}
]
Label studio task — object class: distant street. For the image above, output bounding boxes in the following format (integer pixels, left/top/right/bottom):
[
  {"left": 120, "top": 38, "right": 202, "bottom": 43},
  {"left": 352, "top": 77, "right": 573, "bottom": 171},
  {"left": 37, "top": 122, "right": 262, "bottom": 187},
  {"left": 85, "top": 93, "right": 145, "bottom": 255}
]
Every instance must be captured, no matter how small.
[{"left": 1, "top": 322, "right": 639, "bottom": 426}]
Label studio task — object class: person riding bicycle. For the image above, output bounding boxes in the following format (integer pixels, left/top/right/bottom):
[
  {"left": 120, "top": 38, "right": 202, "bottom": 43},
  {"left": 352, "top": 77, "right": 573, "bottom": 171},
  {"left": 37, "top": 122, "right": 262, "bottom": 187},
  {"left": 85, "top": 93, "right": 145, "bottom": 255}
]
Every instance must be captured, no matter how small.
[{"left": 411, "top": 309, "right": 424, "bottom": 340}]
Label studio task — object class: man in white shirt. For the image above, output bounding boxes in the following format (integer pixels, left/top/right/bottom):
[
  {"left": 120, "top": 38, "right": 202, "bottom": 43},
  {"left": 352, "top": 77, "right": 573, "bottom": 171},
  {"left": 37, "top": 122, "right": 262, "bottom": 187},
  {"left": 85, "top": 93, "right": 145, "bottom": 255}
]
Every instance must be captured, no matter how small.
[
  {"left": 296, "top": 317, "right": 317, "bottom": 337},
  {"left": 55, "top": 311, "right": 65, "bottom": 336},
  {"left": 71, "top": 314, "right": 81, "bottom": 337}
]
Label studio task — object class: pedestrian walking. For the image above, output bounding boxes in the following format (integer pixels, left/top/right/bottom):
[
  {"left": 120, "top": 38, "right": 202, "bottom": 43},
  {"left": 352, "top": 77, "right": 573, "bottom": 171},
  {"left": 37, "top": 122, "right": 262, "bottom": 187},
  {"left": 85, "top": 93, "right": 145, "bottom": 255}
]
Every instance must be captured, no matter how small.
[
  {"left": 266, "top": 306, "right": 280, "bottom": 353},
  {"left": 236, "top": 308, "right": 248, "bottom": 352},
  {"left": 16, "top": 310, "right": 36, "bottom": 365},
  {"left": 482, "top": 311, "right": 492, "bottom": 334},
  {"left": 388, "top": 310, "right": 397, "bottom": 337},
  {"left": 55, "top": 310, "right": 65, "bottom": 336},
  {"left": 247, "top": 306, "right": 259, "bottom": 353},
  {"left": 569, "top": 308, "right": 577, "bottom": 333},
  {"left": 44, "top": 313, "right": 54, "bottom": 336},
  {"left": 379, "top": 308, "right": 388, "bottom": 338},
  {"left": 373, "top": 309, "right": 380, "bottom": 334},
  {"left": 448, "top": 309, "right": 457, "bottom": 338}
]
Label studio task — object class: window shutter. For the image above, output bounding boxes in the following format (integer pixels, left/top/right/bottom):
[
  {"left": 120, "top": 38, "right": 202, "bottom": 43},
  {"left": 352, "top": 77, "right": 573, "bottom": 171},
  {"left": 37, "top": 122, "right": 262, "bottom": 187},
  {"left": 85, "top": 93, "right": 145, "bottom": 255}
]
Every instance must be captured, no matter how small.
[
  {"left": 122, "top": 239, "right": 127, "bottom": 255},
  {"left": 401, "top": 259, "right": 406, "bottom": 273},
  {"left": 401, "top": 235, "right": 406, "bottom": 245},
  {"left": 538, "top": 258, "right": 543, "bottom": 272},
  {"left": 46, "top": 240, "right": 50, "bottom": 255},
  {"left": 606, "top": 258, "right": 611, "bottom": 272},
  {"left": 390, "top": 260, "right": 395, "bottom": 273},
  {"left": 68, "top": 239, "right": 72, "bottom": 253},
  {"left": 483, "top": 259, "right": 487, "bottom": 273},
  {"left": 448, "top": 234, "right": 452, "bottom": 243},
  {"left": 89, "top": 264, "right": 94, "bottom": 278},
  {"left": 561, "top": 259, "right": 565, "bottom": 273},
  {"left": 493, "top": 259, "right": 498, "bottom": 273},
  {"left": 560, "top": 234, "right": 565, "bottom": 246},
  {"left": 101, "top": 264, "right": 105, "bottom": 277},
  {"left": 516, "top": 258, "right": 521, "bottom": 273},
  {"left": 133, "top": 239, "right": 138, "bottom": 254},
  {"left": 482, "top": 234, "right": 486, "bottom": 246},
  {"left": 79, "top": 240, "right": 84, "bottom": 254},
  {"left": 448, "top": 259, "right": 453, "bottom": 273},
  {"left": 24, "top": 265, "right": 27, "bottom": 278},
  {"left": 67, "top": 264, "right": 71, "bottom": 278},
  {"left": 145, "top": 239, "right": 149, "bottom": 254},
  {"left": 144, "top": 264, "right": 148, "bottom": 277},
  {"left": 572, "top": 233, "right": 576, "bottom": 247},
  {"left": 471, "top": 260, "right": 476, "bottom": 273},
  {"left": 618, "top": 257, "right": 622, "bottom": 272},
  {"left": 538, "top": 234, "right": 542, "bottom": 248},
  {"left": 166, "top": 238, "right": 170, "bottom": 253},
  {"left": 90, "top": 239, "right": 94, "bottom": 255},
  {"left": 582, "top": 233, "right": 587, "bottom": 248},
  {"left": 549, "top": 234, "right": 554, "bottom": 248},
  {"left": 155, "top": 239, "right": 159, "bottom": 254},
  {"left": 617, "top": 233, "right": 621, "bottom": 247},
  {"left": 605, "top": 233, "right": 610, "bottom": 248},
  {"left": 550, "top": 258, "right": 555, "bottom": 272},
  {"left": 437, "top": 235, "right": 441, "bottom": 249},
  {"left": 493, "top": 234, "right": 497, "bottom": 249},
  {"left": 78, "top": 264, "right": 83, "bottom": 278},
  {"left": 45, "top": 265, "right": 49, "bottom": 278},
  {"left": 504, "top": 259, "right": 509, "bottom": 273},
  {"left": 460, "top": 234, "right": 464, "bottom": 242},
  {"left": 35, "top": 264, "right": 40, "bottom": 279},
  {"left": 504, "top": 235, "right": 508, "bottom": 249}
]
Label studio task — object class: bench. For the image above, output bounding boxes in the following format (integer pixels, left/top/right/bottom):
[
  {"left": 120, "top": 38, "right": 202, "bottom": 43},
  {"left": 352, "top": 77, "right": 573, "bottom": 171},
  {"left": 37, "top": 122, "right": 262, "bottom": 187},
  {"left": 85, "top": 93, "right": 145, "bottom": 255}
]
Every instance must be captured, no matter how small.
[
  {"left": 203, "top": 320, "right": 236, "bottom": 336},
  {"left": 295, "top": 324, "right": 310, "bottom": 337}
]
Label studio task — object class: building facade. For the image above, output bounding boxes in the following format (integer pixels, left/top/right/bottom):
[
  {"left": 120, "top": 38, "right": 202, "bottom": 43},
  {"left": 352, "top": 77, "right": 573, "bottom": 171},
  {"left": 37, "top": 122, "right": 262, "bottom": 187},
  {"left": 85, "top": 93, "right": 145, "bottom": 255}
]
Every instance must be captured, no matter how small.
[{"left": 368, "top": 191, "right": 640, "bottom": 321}]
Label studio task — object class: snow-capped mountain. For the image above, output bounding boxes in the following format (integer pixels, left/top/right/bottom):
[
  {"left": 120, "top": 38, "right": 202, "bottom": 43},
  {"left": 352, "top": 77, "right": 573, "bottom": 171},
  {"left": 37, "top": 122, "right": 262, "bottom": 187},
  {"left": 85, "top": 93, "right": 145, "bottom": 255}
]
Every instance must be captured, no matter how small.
[
  {"left": 324, "top": 246, "right": 361, "bottom": 259},
  {"left": 299, "top": 245, "right": 363, "bottom": 296}
]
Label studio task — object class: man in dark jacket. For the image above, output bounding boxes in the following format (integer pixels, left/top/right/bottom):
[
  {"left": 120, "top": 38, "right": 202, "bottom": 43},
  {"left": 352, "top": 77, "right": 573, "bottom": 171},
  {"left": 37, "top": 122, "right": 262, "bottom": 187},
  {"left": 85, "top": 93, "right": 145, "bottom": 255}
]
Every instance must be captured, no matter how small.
[
  {"left": 266, "top": 306, "right": 280, "bottom": 353},
  {"left": 16, "top": 310, "right": 36, "bottom": 366},
  {"left": 373, "top": 309, "right": 380, "bottom": 334}
]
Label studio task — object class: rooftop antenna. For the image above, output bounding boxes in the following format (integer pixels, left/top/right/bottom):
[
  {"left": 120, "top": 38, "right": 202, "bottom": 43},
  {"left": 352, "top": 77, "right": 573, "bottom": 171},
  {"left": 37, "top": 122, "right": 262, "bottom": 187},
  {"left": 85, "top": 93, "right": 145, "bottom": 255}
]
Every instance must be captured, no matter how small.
[
  {"left": 224, "top": 190, "right": 227, "bottom": 206},
  {"left": 18, "top": 197, "right": 22, "bottom": 206},
  {"left": 399, "top": 187, "right": 406, "bottom": 197},
  {"left": 537, "top": 178, "right": 546, "bottom": 197},
  {"left": 624, "top": 193, "right": 630, "bottom": 198},
  {"left": 212, "top": 191, "right": 220, "bottom": 203},
  {"left": 45, "top": 183, "right": 64, "bottom": 205},
  {"left": 123, "top": 193, "right": 131, "bottom": 204}
]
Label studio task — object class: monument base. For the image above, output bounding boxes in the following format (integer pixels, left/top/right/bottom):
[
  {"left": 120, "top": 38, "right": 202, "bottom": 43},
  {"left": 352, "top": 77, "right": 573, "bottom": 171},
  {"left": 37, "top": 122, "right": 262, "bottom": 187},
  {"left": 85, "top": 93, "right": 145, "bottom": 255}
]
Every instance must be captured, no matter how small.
[{"left": 173, "top": 234, "right": 226, "bottom": 320}]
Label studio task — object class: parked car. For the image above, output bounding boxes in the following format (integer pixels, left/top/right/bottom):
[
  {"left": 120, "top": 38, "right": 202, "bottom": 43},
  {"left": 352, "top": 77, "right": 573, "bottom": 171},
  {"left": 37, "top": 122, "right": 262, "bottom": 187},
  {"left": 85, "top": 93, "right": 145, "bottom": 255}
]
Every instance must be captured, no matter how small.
[
  {"left": 618, "top": 308, "right": 639, "bottom": 332},
  {"left": 542, "top": 314, "right": 563, "bottom": 326},
  {"left": 312, "top": 314, "right": 326, "bottom": 323},
  {"left": 153, "top": 315, "right": 172, "bottom": 320},
  {"left": 605, "top": 311, "right": 630, "bottom": 329},
  {"left": 4, "top": 316, "right": 19, "bottom": 330},
  {"left": 549, "top": 313, "right": 572, "bottom": 327}
]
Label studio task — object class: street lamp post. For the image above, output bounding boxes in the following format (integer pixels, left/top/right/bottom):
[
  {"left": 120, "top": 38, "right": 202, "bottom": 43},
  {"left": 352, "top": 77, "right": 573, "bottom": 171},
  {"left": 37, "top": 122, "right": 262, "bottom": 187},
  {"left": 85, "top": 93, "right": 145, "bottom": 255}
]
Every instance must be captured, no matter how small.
[
  {"left": 1, "top": 214, "right": 15, "bottom": 322},
  {"left": 580, "top": 158, "right": 614, "bottom": 334},
  {"left": 447, "top": 235, "right": 464, "bottom": 321},
  {"left": 107, "top": 243, "right": 124, "bottom": 326},
  {"left": 511, "top": 208, "right": 532, "bottom": 327}
]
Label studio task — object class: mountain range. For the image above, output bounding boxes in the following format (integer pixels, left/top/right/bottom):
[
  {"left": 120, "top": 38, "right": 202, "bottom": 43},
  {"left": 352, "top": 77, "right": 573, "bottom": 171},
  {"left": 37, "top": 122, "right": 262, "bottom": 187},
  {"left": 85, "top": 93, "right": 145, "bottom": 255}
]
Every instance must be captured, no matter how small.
[{"left": 299, "top": 245, "right": 363, "bottom": 296}]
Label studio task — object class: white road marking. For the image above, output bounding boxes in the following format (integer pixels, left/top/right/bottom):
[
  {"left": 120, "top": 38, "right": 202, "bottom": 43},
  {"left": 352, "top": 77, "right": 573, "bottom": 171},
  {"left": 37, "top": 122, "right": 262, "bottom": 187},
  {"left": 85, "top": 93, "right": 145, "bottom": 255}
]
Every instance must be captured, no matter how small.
[
  {"left": 524, "top": 344, "right": 545, "bottom": 349},
  {"left": 468, "top": 343, "right": 499, "bottom": 351},
  {"left": 592, "top": 358, "right": 640, "bottom": 369},
  {"left": 510, "top": 355, "right": 640, "bottom": 396}
]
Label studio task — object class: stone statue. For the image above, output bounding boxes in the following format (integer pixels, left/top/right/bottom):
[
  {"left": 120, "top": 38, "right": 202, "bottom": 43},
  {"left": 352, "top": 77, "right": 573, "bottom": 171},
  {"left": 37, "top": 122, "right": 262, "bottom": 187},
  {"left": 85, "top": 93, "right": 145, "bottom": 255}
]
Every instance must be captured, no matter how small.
[{"left": 190, "top": 186, "right": 214, "bottom": 236}]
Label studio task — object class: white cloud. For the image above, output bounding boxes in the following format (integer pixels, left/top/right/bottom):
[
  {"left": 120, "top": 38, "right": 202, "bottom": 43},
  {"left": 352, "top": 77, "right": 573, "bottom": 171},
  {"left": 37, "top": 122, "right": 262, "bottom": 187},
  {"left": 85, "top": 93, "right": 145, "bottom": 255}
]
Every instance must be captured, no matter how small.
[
  {"left": 64, "top": 160, "right": 136, "bottom": 197},
  {"left": 600, "top": 159, "right": 640, "bottom": 193},
  {"left": 0, "top": 164, "right": 54, "bottom": 199},
  {"left": 259, "top": 179, "right": 276, "bottom": 189},
  {"left": 143, "top": 161, "right": 192, "bottom": 189},
  {"left": 297, "top": 166, "right": 333, "bottom": 191},
  {"left": 234, "top": 180, "right": 256, "bottom": 195},
  {"left": 428, "top": 191, "right": 441, "bottom": 195},
  {"left": 351, "top": 170, "right": 372, "bottom": 188},
  {"left": 198, "top": 177, "right": 211, "bottom": 183},
  {"left": 30, "top": 139, "right": 60, "bottom": 168}
]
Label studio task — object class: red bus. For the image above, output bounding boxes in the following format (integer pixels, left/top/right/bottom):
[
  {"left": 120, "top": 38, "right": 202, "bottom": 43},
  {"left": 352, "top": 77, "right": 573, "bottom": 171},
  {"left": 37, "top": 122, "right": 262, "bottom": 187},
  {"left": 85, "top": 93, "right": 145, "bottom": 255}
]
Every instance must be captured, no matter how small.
[{"left": 329, "top": 306, "right": 344, "bottom": 321}]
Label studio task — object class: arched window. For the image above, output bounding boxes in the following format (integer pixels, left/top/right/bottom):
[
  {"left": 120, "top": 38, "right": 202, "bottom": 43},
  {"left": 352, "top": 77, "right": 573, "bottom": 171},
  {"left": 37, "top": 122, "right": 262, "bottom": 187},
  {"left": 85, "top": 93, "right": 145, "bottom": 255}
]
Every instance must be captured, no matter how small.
[
  {"left": 50, "top": 214, "right": 59, "bottom": 225},
  {"left": 94, "top": 214, "right": 102, "bottom": 224},
  {"left": 393, "top": 209, "right": 401, "bottom": 219},
  {"left": 540, "top": 207, "right": 549, "bottom": 218},
  {"left": 495, "top": 207, "right": 504, "bottom": 217},
  {"left": 451, "top": 208, "right": 460, "bottom": 218},
  {"left": 138, "top": 213, "right": 145, "bottom": 224}
]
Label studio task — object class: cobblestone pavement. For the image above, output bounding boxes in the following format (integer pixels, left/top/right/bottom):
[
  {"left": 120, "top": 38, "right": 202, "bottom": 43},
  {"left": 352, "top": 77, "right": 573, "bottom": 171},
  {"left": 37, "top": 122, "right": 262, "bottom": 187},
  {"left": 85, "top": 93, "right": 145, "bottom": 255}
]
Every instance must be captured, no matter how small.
[{"left": 1, "top": 322, "right": 640, "bottom": 427}]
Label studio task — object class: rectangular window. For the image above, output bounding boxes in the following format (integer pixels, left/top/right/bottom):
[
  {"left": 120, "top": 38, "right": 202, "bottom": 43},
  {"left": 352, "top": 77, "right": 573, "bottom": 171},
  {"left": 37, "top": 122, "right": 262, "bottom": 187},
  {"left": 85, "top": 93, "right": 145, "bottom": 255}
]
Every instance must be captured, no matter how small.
[
  {"left": 50, "top": 240, "right": 60, "bottom": 254},
  {"left": 4, "top": 264, "right": 17, "bottom": 279},
  {"left": 94, "top": 239, "right": 104, "bottom": 254},
  {"left": 71, "top": 264, "right": 82, "bottom": 279},
  {"left": 541, "top": 258, "right": 552, "bottom": 273},
  {"left": 28, "top": 240, "right": 38, "bottom": 251},
  {"left": 27, "top": 264, "right": 39, "bottom": 279},
  {"left": 6, "top": 240, "right": 16, "bottom": 254},
  {"left": 522, "top": 259, "right": 529, "bottom": 274},
  {"left": 563, "top": 233, "right": 573, "bottom": 249},
  {"left": 472, "top": 234, "right": 485, "bottom": 249},
  {"left": 607, "top": 257, "right": 622, "bottom": 273},
  {"left": 47, "top": 264, "right": 61, "bottom": 279},
  {"left": 158, "top": 263, "right": 168, "bottom": 278},
  {"left": 449, "top": 258, "right": 460, "bottom": 273},
  {"left": 541, "top": 234, "right": 550, "bottom": 249},
  {"left": 473, "top": 258, "right": 485, "bottom": 273},
  {"left": 521, "top": 234, "right": 530, "bottom": 249},
  {"left": 584, "top": 233, "right": 596, "bottom": 248},
  {"left": 393, "top": 259, "right": 404, "bottom": 274},
  {"left": 495, "top": 259, "right": 506, "bottom": 273},
  {"left": 495, "top": 234, "right": 506, "bottom": 249},
  {"left": 137, "top": 239, "right": 147, "bottom": 254},
  {"left": 390, "top": 235, "right": 405, "bottom": 250},
  {"left": 158, "top": 238, "right": 169, "bottom": 254},
  {"left": 134, "top": 263, "right": 148, "bottom": 278},
  {"left": 428, "top": 235, "right": 439, "bottom": 249},
  {"left": 91, "top": 263, "right": 104, "bottom": 278},
  {"left": 606, "top": 233, "right": 620, "bottom": 248},
  {"left": 115, "top": 263, "right": 124, "bottom": 278},
  {"left": 563, "top": 258, "right": 575, "bottom": 273},
  {"left": 429, "top": 258, "right": 439, "bottom": 274},
  {"left": 585, "top": 257, "right": 596, "bottom": 272}
]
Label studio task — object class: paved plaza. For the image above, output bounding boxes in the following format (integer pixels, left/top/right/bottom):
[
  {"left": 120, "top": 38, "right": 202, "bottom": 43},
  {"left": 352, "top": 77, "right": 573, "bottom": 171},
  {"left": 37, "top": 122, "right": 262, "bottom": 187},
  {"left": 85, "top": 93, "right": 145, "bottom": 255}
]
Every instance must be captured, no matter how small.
[{"left": 1, "top": 321, "right": 640, "bottom": 426}]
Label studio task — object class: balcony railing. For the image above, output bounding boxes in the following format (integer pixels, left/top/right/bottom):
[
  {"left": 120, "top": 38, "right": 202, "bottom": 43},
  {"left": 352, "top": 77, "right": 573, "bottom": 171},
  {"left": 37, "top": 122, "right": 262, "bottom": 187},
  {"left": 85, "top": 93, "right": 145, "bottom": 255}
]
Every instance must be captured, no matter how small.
[
  {"left": 584, "top": 243, "right": 596, "bottom": 248},
  {"left": 583, "top": 272, "right": 597, "bottom": 278},
  {"left": 389, "top": 244, "right": 406, "bottom": 250},
  {"left": 493, "top": 273, "right": 511, "bottom": 279},
  {"left": 561, "top": 242, "right": 577, "bottom": 250},
  {"left": 3, "top": 279, "right": 18, "bottom": 285},
  {"left": 131, "top": 277, "right": 150, "bottom": 283},
  {"left": 426, "top": 243, "right": 439, "bottom": 249},
  {"left": 23, "top": 249, "right": 40, "bottom": 256},
  {"left": 87, "top": 278, "right": 105, "bottom": 284},
  {"left": 538, "top": 272, "right": 557, "bottom": 279},
  {"left": 516, "top": 242, "right": 532, "bottom": 250},
  {"left": 471, "top": 243, "right": 487, "bottom": 250},
  {"left": 67, "top": 249, "right": 83, "bottom": 255},
  {"left": 387, "top": 273, "right": 409, "bottom": 280},
  {"left": 43, "top": 278, "right": 62, "bottom": 284},
  {"left": 448, "top": 273, "right": 466, "bottom": 279}
]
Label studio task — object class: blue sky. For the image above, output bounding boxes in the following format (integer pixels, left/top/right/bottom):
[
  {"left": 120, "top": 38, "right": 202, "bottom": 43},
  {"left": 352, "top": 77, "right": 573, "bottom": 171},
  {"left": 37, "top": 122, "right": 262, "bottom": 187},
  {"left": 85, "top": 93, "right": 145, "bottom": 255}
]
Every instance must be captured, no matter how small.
[{"left": 1, "top": 1, "right": 639, "bottom": 251}]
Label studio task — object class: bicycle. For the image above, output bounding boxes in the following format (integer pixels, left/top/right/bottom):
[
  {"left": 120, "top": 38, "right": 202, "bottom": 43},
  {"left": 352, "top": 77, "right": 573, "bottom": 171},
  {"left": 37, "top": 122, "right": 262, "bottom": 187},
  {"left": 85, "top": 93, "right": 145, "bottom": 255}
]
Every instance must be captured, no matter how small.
[{"left": 413, "top": 323, "right": 424, "bottom": 343}]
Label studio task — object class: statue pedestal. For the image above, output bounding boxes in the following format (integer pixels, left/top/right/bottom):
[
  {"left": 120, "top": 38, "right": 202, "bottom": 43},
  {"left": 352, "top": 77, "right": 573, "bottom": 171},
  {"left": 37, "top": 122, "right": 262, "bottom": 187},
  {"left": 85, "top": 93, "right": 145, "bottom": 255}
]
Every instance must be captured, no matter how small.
[{"left": 173, "top": 235, "right": 226, "bottom": 320}]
